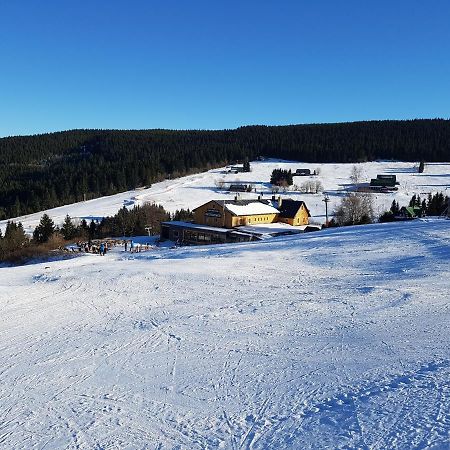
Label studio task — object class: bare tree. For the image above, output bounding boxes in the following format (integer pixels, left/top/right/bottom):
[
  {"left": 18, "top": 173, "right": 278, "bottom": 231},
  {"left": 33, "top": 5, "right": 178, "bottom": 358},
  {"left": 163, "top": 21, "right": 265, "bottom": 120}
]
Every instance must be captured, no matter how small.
[
  {"left": 301, "top": 180, "right": 322, "bottom": 193},
  {"left": 349, "top": 165, "right": 364, "bottom": 185},
  {"left": 313, "top": 180, "right": 323, "bottom": 194},
  {"left": 333, "top": 193, "right": 374, "bottom": 226},
  {"left": 300, "top": 180, "right": 311, "bottom": 193},
  {"left": 215, "top": 179, "right": 225, "bottom": 189}
]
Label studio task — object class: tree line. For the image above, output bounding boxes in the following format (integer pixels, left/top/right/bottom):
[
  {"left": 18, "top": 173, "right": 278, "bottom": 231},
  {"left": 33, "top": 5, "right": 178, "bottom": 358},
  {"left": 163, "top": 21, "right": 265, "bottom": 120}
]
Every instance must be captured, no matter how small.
[
  {"left": 0, "top": 203, "right": 193, "bottom": 262},
  {"left": 331, "top": 191, "right": 449, "bottom": 227},
  {"left": 1, "top": 119, "right": 449, "bottom": 220}
]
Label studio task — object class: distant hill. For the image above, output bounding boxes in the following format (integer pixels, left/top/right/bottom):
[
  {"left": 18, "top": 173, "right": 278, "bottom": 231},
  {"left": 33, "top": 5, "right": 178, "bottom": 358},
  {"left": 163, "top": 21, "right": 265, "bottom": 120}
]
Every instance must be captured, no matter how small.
[{"left": 1, "top": 119, "right": 449, "bottom": 220}]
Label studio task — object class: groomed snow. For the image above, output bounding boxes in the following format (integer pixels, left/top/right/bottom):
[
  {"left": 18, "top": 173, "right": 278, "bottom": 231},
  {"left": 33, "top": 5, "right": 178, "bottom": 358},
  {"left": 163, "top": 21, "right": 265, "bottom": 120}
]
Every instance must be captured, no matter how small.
[
  {"left": 1, "top": 219, "right": 449, "bottom": 448},
  {"left": 1, "top": 160, "right": 449, "bottom": 234}
]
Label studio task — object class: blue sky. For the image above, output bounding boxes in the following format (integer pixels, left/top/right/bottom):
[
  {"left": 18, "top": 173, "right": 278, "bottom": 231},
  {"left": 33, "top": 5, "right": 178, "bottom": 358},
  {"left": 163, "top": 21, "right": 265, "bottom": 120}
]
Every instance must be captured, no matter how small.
[{"left": 1, "top": 0, "right": 449, "bottom": 137}]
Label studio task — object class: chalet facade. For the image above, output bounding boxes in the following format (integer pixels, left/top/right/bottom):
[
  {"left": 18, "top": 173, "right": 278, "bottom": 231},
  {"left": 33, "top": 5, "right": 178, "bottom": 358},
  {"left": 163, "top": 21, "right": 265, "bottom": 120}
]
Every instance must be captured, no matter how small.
[
  {"left": 193, "top": 199, "right": 280, "bottom": 228},
  {"left": 161, "top": 197, "right": 312, "bottom": 245},
  {"left": 395, "top": 206, "right": 423, "bottom": 220},
  {"left": 277, "top": 199, "right": 311, "bottom": 226}
]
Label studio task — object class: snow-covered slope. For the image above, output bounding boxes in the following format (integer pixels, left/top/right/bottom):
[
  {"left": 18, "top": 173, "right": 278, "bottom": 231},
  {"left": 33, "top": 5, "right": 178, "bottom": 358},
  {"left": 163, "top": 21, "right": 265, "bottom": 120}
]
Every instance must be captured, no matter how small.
[
  {"left": 1, "top": 160, "right": 449, "bottom": 234},
  {"left": 1, "top": 219, "right": 449, "bottom": 449}
]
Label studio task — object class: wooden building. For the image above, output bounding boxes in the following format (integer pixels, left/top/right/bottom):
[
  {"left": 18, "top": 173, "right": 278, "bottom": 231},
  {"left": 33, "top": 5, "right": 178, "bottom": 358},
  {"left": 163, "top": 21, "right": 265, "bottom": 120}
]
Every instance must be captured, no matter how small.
[
  {"left": 193, "top": 199, "right": 280, "bottom": 228},
  {"left": 277, "top": 199, "right": 311, "bottom": 226},
  {"left": 370, "top": 174, "right": 400, "bottom": 190},
  {"left": 161, "top": 197, "right": 312, "bottom": 245},
  {"left": 395, "top": 206, "right": 423, "bottom": 220},
  {"left": 228, "top": 184, "right": 252, "bottom": 192},
  {"left": 293, "top": 168, "right": 311, "bottom": 176},
  {"left": 160, "top": 221, "right": 255, "bottom": 245}
]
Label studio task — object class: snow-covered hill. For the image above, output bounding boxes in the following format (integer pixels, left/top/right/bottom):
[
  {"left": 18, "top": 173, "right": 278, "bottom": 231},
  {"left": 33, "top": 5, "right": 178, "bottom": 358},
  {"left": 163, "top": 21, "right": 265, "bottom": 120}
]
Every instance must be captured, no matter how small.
[
  {"left": 1, "top": 219, "right": 449, "bottom": 448},
  {"left": 1, "top": 160, "right": 449, "bottom": 234}
]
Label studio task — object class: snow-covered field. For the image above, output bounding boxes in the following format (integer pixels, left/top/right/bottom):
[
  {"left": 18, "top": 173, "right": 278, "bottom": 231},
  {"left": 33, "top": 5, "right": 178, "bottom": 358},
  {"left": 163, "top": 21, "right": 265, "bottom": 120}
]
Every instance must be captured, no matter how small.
[
  {"left": 1, "top": 219, "right": 449, "bottom": 449},
  {"left": 1, "top": 160, "right": 449, "bottom": 234}
]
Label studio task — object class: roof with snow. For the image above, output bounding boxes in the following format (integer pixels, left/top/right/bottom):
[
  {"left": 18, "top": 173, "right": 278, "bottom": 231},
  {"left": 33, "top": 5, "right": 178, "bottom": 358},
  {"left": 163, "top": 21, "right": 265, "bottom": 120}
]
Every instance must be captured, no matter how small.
[{"left": 222, "top": 200, "right": 280, "bottom": 216}]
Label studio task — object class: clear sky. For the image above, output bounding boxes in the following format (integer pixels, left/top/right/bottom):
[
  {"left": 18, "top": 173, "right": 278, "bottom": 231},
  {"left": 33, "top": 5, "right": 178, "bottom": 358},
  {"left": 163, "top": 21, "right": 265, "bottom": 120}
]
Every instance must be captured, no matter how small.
[{"left": 1, "top": 0, "right": 449, "bottom": 137}]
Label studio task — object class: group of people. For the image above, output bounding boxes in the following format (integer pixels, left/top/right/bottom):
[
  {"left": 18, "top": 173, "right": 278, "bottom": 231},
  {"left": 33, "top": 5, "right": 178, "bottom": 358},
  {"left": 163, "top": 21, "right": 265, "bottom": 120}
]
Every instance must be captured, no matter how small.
[
  {"left": 123, "top": 240, "right": 152, "bottom": 253},
  {"left": 71, "top": 240, "right": 115, "bottom": 255},
  {"left": 64, "top": 239, "right": 152, "bottom": 255}
]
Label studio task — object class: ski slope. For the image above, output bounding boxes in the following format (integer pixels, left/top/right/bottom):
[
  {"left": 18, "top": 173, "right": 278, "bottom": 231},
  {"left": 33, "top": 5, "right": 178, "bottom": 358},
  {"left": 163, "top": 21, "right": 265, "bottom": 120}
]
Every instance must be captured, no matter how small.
[
  {"left": 1, "top": 160, "right": 449, "bottom": 234},
  {"left": 1, "top": 219, "right": 449, "bottom": 449}
]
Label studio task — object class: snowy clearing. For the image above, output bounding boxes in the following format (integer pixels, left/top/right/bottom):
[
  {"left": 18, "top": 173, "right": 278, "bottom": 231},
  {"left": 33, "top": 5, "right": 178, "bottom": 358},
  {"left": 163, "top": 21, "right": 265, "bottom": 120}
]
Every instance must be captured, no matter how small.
[
  {"left": 0, "top": 219, "right": 449, "bottom": 449},
  {"left": 1, "top": 160, "right": 449, "bottom": 235}
]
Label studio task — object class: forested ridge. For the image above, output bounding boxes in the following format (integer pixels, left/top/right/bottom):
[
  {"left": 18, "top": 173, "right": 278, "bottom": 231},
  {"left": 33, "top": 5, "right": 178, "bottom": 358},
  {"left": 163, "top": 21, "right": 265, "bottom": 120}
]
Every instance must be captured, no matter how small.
[{"left": 0, "top": 119, "right": 449, "bottom": 219}]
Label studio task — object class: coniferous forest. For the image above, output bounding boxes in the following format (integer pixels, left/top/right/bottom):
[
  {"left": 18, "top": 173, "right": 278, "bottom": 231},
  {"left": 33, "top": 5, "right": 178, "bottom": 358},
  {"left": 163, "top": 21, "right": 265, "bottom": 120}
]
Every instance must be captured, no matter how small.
[{"left": 0, "top": 119, "right": 449, "bottom": 220}]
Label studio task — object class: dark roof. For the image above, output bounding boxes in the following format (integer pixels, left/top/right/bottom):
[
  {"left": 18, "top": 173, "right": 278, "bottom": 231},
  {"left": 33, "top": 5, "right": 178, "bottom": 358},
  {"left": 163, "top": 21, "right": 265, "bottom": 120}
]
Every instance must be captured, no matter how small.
[
  {"left": 161, "top": 221, "right": 230, "bottom": 233},
  {"left": 370, "top": 178, "right": 397, "bottom": 187},
  {"left": 229, "top": 184, "right": 249, "bottom": 191},
  {"left": 278, "top": 199, "right": 311, "bottom": 218}
]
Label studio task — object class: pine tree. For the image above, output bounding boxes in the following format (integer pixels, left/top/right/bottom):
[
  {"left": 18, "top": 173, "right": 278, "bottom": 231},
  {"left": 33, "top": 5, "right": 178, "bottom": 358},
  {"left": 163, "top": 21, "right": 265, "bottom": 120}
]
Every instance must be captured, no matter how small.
[
  {"left": 4, "top": 221, "right": 27, "bottom": 249},
  {"left": 390, "top": 200, "right": 400, "bottom": 215},
  {"left": 421, "top": 199, "right": 427, "bottom": 213},
  {"left": 61, "top": 215, "right": 77, "bottom": 240},
  {"left": 33, "top": 214, "right": 55, "bottom": 243}
]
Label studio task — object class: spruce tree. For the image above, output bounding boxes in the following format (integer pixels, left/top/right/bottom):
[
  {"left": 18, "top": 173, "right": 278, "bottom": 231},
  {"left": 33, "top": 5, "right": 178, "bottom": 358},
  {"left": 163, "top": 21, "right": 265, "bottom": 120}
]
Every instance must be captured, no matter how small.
[
  {"left": 61, "top": 215, "right": 77, "bottom": 240},
  {"left": 390, "top": 200, "right": 400, "bottom": 215},
  {"left": 4, "top": 221, "right": 27, "bottom": 249},
  {"left": 33, "top": 214, "right": 55, "bottom": 243}
]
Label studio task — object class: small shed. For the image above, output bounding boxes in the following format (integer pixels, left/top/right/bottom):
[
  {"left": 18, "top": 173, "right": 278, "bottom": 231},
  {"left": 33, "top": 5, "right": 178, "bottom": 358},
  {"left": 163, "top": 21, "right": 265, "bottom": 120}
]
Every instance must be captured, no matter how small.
[
  {"left": 229, "top": 184, "right": 251, "bottom": 192},
  {"left": 396, "top": 206, "right": 423, "bottom": 220},
  {"left": 294, "top": 168, "right": 311, "bottom": 176},
  {"left": 370, "top": 174, "right": 400, "bottom": 189}
]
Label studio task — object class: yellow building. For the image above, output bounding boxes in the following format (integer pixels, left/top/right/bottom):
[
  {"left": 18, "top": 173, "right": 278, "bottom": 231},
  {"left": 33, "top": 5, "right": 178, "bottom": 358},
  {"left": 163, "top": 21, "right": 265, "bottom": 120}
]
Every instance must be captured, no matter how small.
[
  {"left": 193, "top": 199, "right": 279, "bottom": 228},
  {"left": 193, "top": 197, "right": 310, "bottom": 228},
  {"left": 276, "top": 199, "right": 311, "bottom": 226}
]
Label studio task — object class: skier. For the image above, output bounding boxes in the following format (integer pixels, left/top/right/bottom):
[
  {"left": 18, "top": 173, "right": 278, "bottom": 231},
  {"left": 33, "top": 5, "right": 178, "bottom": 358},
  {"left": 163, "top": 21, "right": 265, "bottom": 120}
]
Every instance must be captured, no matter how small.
[
  {"left": 130, "top": 240, "right": 134, "bottom": 253},
  {"left": 99, "top": 243, "right": 105, "bottom": 256},
  {"left": 124, "top": 240, "right": 128, "bottom": 252}
]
